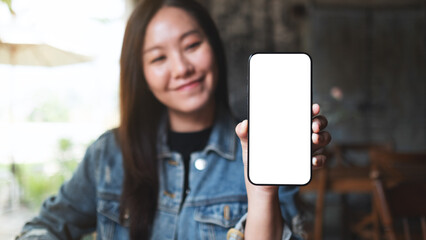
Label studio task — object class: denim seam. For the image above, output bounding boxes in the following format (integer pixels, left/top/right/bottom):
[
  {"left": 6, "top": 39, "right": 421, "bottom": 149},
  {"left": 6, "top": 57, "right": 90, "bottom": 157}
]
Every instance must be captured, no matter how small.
[{"left": 183, "top": 195, "right": 247, "bottom": 207}]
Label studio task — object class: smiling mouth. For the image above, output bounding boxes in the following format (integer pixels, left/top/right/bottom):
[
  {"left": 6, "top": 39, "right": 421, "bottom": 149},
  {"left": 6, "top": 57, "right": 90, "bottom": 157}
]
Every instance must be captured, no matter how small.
[{"left": 175, "top": 77, "right": 204, "bottom": 91}]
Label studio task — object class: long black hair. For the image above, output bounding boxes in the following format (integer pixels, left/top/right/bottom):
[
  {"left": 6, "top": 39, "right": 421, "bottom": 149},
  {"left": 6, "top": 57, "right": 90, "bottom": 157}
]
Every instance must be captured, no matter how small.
[{"left": 118, "top": 0, "right": 229, "bottom": 239}]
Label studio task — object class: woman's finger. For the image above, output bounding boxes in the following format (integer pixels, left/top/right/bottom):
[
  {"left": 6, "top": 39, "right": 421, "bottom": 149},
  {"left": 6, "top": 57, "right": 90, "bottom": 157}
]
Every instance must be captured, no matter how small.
[
  {"left": 312, "top": 131, "right": 331, "bottom": 152},
  {"left": 312, "top": 103, "right": 320, "bottom": 116},
  {"left": 235, "top": 120, "right": 248, "bottom": 141},
  {"left": 312, "top": 154, "right": 327, "bottom": 170},
  {"left": 313, "top": 147, "right": 324, "bottom": 155},
  {"left": 312, "top": 115, "right": 328, "bottom": 133},
  {"left": 235, "top": 120, "right": 248, "bottom": 166}
]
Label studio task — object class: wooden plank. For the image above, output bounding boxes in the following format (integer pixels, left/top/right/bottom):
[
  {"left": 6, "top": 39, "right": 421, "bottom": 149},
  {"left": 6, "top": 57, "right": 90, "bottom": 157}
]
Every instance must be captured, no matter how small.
[
  {"left": 370, "top": 10, "right": 426, "bottom": 151},
  {"left": 301, "top": 179, "right": 372, "bottom": 193},
  {"left": 314, "top": 168, "right": 327, "bottom": 240},
  {"left": 309, "top": 8, "right": 370, "bottom": 143},
  {"left": 301, "top": 166, "right": 372, "bottom": 192},
  {"left": 328, "top": 179, "right": 372, "bottom": 192}
]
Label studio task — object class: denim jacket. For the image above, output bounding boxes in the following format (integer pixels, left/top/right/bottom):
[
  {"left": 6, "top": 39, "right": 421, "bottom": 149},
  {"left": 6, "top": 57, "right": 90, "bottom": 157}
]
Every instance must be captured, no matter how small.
[{"left": 18, "top": 109, "right": 304, "bottom": 240}]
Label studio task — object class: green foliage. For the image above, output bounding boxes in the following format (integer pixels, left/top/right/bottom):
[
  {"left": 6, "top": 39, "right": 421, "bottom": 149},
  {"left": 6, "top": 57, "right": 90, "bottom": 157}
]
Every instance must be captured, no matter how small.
[
  {"left": 27, "top": 99, "right": 70, "bottom": 122},
  {"left": 7, "top": 137, "right": 97, "bottom": 238},
  {"left": 59, "top": 138, "right": 73, "bottom": 152},
  {"left": 14, "top": 138, "right": 80, "bottom": 210},
  {"left": 15, "top": 164, "right": 67, "bottom": 209},
  {"left": 1, "top": 0, "right": 15, "bottom": 14}
]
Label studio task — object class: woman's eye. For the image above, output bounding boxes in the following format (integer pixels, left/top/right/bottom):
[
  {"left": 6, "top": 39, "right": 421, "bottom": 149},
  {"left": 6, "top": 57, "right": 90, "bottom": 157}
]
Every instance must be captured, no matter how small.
[
  {"left": 150, "top": 56, "right": 166, "bottom": 64},
  {"left": 185, "top": 41, "right": 201, "bottom": 50}
]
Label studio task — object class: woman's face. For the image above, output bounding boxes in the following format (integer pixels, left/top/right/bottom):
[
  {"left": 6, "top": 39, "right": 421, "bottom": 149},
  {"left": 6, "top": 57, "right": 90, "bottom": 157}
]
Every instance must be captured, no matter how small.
[{"left": 142, "top": 6, "right": 217, "bottom": 115}]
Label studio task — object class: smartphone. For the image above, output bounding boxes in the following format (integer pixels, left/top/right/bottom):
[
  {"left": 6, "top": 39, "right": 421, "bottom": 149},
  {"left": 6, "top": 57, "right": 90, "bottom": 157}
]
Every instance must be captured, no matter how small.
[{"left": 248, "top": 53, "right": 312, "bottom": 185}]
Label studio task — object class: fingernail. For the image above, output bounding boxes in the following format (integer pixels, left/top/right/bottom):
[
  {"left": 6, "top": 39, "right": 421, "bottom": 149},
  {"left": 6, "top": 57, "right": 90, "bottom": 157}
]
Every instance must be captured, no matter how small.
[
  {"left": 239, "top": 120, "right": 247, "bottom": 133},
  {"left": 315, "top": 134, "right": 322, "bottom": 142},
  {"left": 313, "top": 157, "right": 323, "bottom": 167},
  {"left": 242, "top": 120, "right": 248, "bottom": 128},
  {"left": 313, "top": 122, "right": 319, "bottom": 131},
  {"left": 312, "top": 133, "right": 320, "bottom": 143},
  {"left": 314, "top": 103, "right": 320, "bottom": 112}
]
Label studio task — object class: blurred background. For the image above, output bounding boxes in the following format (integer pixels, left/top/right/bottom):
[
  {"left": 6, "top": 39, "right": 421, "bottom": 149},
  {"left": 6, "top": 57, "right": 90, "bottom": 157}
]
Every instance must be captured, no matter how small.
[
  {"left": 0, "top": 0, "right": 425, "bottom": 239},
  {"left": 0, "top": 0, "right": 125, "bottom": 238}
]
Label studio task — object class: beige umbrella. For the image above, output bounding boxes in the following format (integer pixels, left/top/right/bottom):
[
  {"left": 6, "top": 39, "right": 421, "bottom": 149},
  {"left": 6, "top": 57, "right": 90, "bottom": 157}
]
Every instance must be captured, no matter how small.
[
  {"left": 0, "top": 41, "right": 91, "bottom": 66},
  {"left": 0, "top": 40, "right": 91, "bottom": 173}
]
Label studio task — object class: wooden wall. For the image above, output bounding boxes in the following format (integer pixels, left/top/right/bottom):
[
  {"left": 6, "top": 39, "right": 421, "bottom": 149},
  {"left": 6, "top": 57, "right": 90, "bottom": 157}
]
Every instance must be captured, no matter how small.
[{"left": 197, "top": 0, "right": 426, "bottom": 152}]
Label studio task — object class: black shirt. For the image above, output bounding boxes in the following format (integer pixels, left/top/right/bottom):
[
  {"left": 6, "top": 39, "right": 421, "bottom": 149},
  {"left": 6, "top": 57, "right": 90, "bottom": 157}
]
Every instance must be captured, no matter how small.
[{"left": 167, "top": 127, "right": 212, "bottom": 202}]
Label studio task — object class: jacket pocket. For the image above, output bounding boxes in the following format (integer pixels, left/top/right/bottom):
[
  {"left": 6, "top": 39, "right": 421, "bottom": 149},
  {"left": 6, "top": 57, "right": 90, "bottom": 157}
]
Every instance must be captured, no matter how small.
[
  {"left": 97, "top": 196, "right": 129, "bottom": 240},
  {"left": 194, "top": 202, "right": 248, "bottom": 240}
]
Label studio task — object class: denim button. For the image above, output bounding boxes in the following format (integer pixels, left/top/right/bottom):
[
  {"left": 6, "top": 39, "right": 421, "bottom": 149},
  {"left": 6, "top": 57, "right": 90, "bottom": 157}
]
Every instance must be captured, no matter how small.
[
  {"left": 227, "top": 228, "right": 244, "bottom": 240},
  {"left": 163, "top": 191, "right": 176, "bottom": 198},
  {"left": 167, "top": 160, "right": 179, "bottom": 166},
  {"left": 194, "top": 158, "right": 207, "bottom": 170}
]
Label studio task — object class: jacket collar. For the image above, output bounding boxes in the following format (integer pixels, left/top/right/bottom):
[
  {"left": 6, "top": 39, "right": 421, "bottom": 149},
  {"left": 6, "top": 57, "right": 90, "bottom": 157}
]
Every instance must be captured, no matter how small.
[{"left": 157, "top": 106, "right": 237, "bottom": 161}]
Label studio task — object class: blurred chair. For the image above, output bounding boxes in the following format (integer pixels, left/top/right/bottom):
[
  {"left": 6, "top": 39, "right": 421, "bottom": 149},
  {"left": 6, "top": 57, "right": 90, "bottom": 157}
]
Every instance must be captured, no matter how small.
[
  {"left": 302, "top": 143, "right": 392, "bottom": 240},
  {"left": 369, "top": 149, "right": 426, "bottom": 240}
]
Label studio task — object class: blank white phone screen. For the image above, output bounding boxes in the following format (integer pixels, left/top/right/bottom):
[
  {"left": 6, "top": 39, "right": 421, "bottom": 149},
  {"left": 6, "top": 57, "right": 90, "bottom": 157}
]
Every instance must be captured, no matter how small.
[{"left": 248, "top": 53, "right": 311, "bottom": 185}]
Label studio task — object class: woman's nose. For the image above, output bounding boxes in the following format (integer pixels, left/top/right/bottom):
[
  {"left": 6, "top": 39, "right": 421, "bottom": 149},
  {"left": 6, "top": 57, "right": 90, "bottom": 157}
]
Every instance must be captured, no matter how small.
[{"left": 171, "top": 52, "right": 194, "bottom": 79}]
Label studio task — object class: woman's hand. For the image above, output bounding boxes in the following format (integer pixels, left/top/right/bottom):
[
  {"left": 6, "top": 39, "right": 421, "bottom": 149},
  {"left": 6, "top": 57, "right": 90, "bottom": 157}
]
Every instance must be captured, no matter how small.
[
  {"left": 234, "top": 103, "right": 331, "bottom": 240},
  {"left": 235, "top": 103, "right": 331, "bottom": 187},
  {"left": 311, "top": 103, "right": 331, "bottom": 169}
]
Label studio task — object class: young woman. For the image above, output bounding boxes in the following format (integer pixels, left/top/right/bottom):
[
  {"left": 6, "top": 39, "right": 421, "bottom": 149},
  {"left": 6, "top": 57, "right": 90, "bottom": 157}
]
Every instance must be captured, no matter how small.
[{"left": 18, "top": 0, "right": 331, "bottom": 239}]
